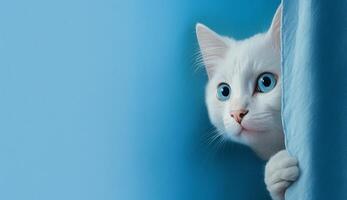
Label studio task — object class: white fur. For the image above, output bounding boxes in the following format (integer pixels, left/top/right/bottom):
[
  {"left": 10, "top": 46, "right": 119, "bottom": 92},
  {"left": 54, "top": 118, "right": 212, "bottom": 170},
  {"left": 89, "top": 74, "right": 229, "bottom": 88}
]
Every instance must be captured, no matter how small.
[
  {"left": 196, "top": 15, "right": 282, "bottom": 159},
  {"left": 196, "top": 5, "right": 299, "bottom": 200},
  {"left": 265, "top": 150, "right": 299, "bottom": 200}
]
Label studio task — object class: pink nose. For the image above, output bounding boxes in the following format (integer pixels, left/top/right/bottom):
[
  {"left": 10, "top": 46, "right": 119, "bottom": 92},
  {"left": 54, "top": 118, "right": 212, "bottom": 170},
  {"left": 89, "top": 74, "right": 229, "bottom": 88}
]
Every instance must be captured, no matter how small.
[{"left": 230, "top": 109, "right": 249, "bottom": 124}]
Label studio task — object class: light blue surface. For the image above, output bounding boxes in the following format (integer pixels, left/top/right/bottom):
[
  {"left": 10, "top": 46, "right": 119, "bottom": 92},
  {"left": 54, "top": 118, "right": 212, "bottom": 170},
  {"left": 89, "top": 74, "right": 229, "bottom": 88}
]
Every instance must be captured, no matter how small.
[
  {"left": 0, "top": 0, "right": 279, "bottom": 199},
  {"left": 282, "top": 0, "right": 347, "bottom": 199}
]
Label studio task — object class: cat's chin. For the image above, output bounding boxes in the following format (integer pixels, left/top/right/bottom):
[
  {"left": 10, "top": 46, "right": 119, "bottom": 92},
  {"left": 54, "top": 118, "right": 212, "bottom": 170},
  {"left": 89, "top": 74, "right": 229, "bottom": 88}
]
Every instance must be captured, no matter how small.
[
  {"left": 241, "top": 129, "right": 266, "bottom": 136},
  {"left": 224, "top": 127, "right": 264, "bottom": 144},
  {"left": 224, "top": 119, "right": 268, "bottom": 136},
  {"left": 240, "top": 120, "right": 269, "bottom": 133},
  {"left": 227, "top": 125, "right": 266, "bottom": 137}
]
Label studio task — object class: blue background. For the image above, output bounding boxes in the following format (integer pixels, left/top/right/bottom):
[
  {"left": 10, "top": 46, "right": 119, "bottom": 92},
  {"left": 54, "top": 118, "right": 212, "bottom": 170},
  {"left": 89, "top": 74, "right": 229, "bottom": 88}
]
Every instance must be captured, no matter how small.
[{"left": 0, "top": 0, "right": 279, "bottom": 199}]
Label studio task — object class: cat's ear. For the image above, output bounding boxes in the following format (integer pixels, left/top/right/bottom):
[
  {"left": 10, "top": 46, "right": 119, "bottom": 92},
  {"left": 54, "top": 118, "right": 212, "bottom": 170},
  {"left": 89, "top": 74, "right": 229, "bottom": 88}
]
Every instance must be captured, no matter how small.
[
  {"left": 196, "top": 23, "right": 229, "bottom": 78},
  {"left": 268, "top": 4, "right": 282, "bottom": 50}
]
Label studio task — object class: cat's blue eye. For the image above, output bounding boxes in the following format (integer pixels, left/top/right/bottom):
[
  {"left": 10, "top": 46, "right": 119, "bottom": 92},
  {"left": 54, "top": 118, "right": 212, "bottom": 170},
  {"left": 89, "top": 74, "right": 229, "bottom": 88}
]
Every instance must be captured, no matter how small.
[
  {"left": 217, "top": 83, "right": 231, "bottom": 101},
  {"left": 256, "top": 73, "right": 277, "bottom": 93}
]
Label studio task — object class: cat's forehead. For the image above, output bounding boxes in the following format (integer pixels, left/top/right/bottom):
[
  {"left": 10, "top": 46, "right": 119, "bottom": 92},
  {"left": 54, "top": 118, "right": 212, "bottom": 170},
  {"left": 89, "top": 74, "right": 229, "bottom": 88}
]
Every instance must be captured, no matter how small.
[{"left": 218, "top": 34, "right": 280, "bottom": 80}]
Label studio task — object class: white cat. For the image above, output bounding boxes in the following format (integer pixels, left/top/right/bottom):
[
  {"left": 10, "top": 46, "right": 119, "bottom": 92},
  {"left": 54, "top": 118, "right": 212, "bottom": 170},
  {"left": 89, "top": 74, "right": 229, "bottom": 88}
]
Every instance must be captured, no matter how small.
[{"left": 195, "top": 5, "right": 299, "bottom": 200}]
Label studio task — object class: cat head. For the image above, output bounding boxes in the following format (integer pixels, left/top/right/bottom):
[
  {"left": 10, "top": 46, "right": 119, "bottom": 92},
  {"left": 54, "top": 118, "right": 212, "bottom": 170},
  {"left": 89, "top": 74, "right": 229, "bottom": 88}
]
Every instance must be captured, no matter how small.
[{"left": 196, "top": 6, "right": 284, "bottom": 159}]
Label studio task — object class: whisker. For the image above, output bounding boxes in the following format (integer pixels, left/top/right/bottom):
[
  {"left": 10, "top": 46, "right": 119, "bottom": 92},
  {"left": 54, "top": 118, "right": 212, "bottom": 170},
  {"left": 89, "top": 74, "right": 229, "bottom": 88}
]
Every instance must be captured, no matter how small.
[
  {"left": 207, "top": 133, "right": 221, "bottom": 145},
  {"left": 201, "top": 127, "right": 219, "bottom": 145}
]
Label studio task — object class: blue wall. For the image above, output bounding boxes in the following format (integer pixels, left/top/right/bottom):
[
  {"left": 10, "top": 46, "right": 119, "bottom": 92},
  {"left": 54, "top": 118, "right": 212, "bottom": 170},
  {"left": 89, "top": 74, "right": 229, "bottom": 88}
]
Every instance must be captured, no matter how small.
[{"left": 0, "top": 0, "right": 279, "bottom": 199}]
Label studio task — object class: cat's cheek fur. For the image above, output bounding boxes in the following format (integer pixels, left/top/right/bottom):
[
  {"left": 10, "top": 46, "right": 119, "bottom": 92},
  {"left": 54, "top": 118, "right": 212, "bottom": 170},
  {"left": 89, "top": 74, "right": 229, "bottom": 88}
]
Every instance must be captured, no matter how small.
[
  {"left": 205, "top": 78, "right": 246, "bottom": 144},
  {"left": 205, "top": 80, "right": 224, "bottom": 131}
]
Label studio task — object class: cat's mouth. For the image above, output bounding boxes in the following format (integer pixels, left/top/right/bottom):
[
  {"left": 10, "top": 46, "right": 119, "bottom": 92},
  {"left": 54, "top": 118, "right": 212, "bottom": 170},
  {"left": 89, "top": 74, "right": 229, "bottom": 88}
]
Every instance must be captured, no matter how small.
[
  {"left": 223, "top": 118, "right": 266, "bottom": 137},
  {"left": 238, "top": 123, "right": 266, "bottom": 135},
  {"left": 240, "top": 118, "right": 269, "bottom": 133},
  {"left": 230, "top": 125, "right": 256, "bottom": 136},
  {"left": 238, "top": 126, "right": 256, "bottom": 135},
  {"left": 240, "top": 124, "right": 256, "bottom": 132}
]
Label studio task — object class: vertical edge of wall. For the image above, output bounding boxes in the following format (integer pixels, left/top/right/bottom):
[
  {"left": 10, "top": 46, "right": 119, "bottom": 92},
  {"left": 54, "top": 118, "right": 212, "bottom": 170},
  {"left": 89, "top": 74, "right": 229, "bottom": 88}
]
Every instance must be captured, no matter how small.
[{"left": 283, "top": 0, "right": 347, "bottom": 199}]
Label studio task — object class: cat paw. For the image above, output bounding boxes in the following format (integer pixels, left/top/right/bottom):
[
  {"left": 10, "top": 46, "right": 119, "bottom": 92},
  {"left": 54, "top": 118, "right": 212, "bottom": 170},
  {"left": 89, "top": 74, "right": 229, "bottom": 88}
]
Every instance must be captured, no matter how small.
[{"left": 264, "top": 150, "right": 299, "bottom": 200}]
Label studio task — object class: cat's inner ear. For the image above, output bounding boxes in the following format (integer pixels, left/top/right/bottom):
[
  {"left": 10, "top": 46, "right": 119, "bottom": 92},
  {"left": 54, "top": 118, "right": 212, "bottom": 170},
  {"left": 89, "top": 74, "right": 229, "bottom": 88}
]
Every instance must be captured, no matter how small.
[
  {"left": 196, "top": 23, "right": 229, "bottom": 78},
  {"left": 268, "top": 4, "right": 282, "bottom": 50}
]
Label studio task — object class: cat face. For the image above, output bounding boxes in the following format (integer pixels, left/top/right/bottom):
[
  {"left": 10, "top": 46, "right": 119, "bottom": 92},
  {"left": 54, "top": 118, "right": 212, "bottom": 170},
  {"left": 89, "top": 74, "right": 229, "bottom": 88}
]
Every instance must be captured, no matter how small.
[{"left": 196, "top": 6, "right": 284, "bottom": 159}]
